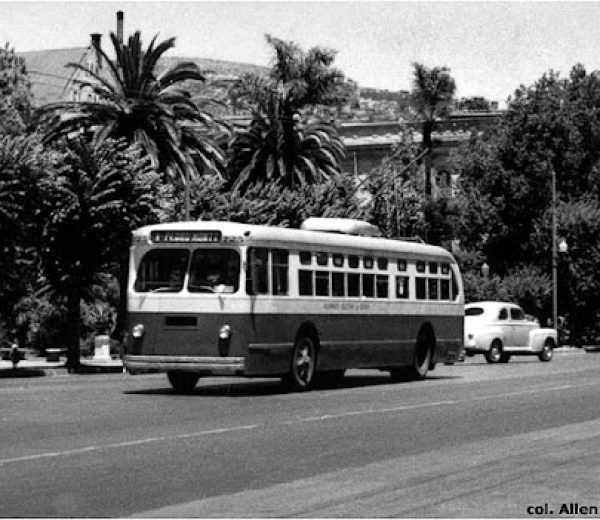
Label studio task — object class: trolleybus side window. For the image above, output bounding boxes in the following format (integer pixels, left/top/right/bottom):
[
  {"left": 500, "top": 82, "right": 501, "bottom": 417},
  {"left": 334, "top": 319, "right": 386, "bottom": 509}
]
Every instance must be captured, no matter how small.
[
  {"left": 396, "top": 276, "right": 409, "bottom": 298},
  {"left": 247, "top": 248, "right": 269, "bottom": 295},
  {"left": 134, "top": 249, "right": 189, "bottom": 293},
  {"left": 272, "top": 249, "right": 289, "bottom": 295},
  {"left": 247, "top": 248, "right": 289, "bottom": 296},
  {"left": 315, "top": 271, "right": 330, "bottom": 296},
  {"left": 188, "top": 249, "right": 240, "bottom": 293},
  {"left": 376, "top": 275, "right": 389, "bottom": 298},
  {"left": 316, "top": 252, "right": 328, "bottom": 266},
  {"left": 348, "top": 272, "right": 360, "bottom": 296},
  {"left": 299, "top": 270, "right": 313, "bottom": 295},
  {"left": 332, "top": 272, "right": 345, "bottom": 296}
]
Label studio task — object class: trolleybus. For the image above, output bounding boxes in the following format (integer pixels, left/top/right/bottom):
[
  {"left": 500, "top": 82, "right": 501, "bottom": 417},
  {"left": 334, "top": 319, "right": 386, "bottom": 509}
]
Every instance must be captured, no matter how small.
[{"left": 123, "top": 218, "right": 464, "bottom": 392}]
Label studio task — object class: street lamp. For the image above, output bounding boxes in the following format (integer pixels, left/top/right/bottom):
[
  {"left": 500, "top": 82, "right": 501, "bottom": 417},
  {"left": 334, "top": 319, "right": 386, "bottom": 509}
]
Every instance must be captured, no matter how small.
[{"left": 551, "top": 164, "right": 568, "bottom": 329}]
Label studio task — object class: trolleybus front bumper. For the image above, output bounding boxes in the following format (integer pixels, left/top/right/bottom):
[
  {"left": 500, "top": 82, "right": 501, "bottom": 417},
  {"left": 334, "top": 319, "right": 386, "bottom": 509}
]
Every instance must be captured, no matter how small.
[{"left": 123, "top": 355, "right": 245, "bottom": 376}]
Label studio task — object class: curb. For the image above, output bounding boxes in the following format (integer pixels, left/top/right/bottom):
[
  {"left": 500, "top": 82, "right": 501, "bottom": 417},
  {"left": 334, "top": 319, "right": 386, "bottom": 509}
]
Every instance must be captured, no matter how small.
[{"left": 0, "top": 360, "right": 124, "bottom": 378}]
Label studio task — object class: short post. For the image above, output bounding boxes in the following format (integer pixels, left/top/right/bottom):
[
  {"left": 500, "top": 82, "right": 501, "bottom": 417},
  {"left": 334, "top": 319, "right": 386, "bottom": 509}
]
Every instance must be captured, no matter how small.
[{"left": 93, "top": 334, "right": 112, "bottom": 362}]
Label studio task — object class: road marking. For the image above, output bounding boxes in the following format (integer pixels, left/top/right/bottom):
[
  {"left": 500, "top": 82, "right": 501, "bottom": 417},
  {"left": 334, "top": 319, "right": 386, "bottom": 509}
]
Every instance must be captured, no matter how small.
[
  {"left": 1, "top": 380, "right": 597, "bottom": 467},
  {"left": 0, "top": 424, "right": 258, "bottom": 466},
  {"left": 283, "top": 382, "right": 595, "bottom": 424}
]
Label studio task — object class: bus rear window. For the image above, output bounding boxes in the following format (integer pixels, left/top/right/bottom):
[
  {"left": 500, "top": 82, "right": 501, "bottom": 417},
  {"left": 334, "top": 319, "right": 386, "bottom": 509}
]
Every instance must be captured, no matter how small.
[
  {"left": 189, "top": 249, "right": 240, "bottom": 293},
  {"left": 134, "top": 249, "right": 189, "bottom": 293}
]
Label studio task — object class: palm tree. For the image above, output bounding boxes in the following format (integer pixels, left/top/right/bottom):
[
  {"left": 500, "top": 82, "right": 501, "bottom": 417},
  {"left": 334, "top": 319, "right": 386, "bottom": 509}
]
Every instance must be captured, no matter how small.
[
  {"left": 227, "top": 84, "right": 345, "bottom": 191},
  {"left": 33, "top": 31, "right": 226, "bottom": 219},
  {"left": 227, "top": 35, "right": 348, "bottom": 190},
  {"left": 38, "top": 137, "right": 158, "bottom": 370},
  {"left": 410, "top": 63, "right": 456, "bottom": 195}
]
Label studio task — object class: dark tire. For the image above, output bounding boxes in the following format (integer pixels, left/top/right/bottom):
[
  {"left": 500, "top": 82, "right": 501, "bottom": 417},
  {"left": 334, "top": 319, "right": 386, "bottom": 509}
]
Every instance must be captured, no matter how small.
[
  {"left": 167, "top": 371, "right": 200, "bottom": 394},
  {"left": 282, "top": 335, "right": 317, "bottom": 391},
  {"left": 391, "top": 327, "right": 433, "bottom": 381},
  {"left": 485, "top": 339, "right": 503, "bottom": 363},
  {"left": 538, "top": 339, "right": 554, "bottom": 362}
]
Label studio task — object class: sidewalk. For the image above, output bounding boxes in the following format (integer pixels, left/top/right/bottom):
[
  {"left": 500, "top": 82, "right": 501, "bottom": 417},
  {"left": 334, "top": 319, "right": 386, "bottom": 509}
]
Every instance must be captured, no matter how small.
[{"left": 0, "top": 355, "right": 124, "bottom": 378}]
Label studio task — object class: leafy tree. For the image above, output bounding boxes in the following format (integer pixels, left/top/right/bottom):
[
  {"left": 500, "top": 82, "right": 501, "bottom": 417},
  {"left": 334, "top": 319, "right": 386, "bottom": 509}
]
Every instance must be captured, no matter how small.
[
  {"left": 38, "top": 138, "right": 161, "bottom": 369},
  {"left": 188, "top": 173, "right": 365, "bottom": 228},
  {"left": 529, "top": 197, "right": 600, "bottom": 342},
  {"left": 32, "top": 31, "right": 226, "bottom": 219},
  {"left": 462, "top": 265, "right": 551, "bottom": 320},
  {"left": 0, "top": 135, "right": 50, "bottom": 336},
  {"left": 0, "top": 43, "right": 33, "bottom": 135},
  {"left": 227, "top": 35, "right": 347, "bottom": 190},
  {"left": 410, "top": 63, "right": 456, "bottom": 195},
  {"left": 451, "top": 64, "right": 600, "bottom": 335}
]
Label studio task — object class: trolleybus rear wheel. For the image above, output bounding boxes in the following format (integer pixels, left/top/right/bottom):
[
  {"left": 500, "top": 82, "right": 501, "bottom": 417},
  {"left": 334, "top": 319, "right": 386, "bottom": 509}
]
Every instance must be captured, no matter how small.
[
  {"left": 390, "top": 327, "right": 433, "bottom": 381},
  {"left": 283, "top": 335, "right": 317, "bottom": 391},
  {"left": 167, "top": 371, "right": 200, "bottom": 394}
]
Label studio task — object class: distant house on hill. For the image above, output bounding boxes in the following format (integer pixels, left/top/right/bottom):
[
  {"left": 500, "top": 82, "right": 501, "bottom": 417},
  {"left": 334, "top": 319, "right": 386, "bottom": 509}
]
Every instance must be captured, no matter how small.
[
  {"left": 17, "top": 10, "right": 503, "bottom": 182},
  {"left": 18, "top": 11, "right": 267, "bottom": 109}
]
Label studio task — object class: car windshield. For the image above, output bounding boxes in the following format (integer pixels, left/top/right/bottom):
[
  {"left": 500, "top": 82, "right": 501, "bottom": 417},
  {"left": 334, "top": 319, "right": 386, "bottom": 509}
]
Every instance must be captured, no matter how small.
[{"left": 465, "top": 307, "right": 485, "bottom": 317}]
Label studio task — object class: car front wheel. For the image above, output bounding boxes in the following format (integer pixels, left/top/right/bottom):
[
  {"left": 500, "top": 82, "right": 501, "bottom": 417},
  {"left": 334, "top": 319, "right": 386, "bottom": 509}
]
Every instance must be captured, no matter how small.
[
  {"left": 538, "top": 339, "right": 554, "bottom": 362},
  {"left": 485, "top": 339, "right": 503, "bottom": 363}
]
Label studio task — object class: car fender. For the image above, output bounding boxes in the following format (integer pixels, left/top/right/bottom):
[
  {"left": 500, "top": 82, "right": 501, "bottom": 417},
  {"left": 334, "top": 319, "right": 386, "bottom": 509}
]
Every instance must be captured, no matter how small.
[
  {"left": 529, "top": 328, "right": 558, "bottom": 351},
  {"left": 473, "top": 327, "right": 507, "bottom": 351}
]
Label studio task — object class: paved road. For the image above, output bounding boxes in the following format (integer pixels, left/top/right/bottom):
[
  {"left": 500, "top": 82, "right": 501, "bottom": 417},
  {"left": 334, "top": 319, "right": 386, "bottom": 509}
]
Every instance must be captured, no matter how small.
[{"left": 1, "top": 351, "right": 599, "bottom": 517}]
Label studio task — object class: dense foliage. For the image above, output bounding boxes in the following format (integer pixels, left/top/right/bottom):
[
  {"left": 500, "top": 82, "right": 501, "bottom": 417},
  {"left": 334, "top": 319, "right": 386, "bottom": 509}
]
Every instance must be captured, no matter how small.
[
  {"left": 0, "top": 44, "right": 33, "bottom": 134},
  {"left": 226, "top": 35, "right": 348, "bottom": 191},
  {"left": 452, "top": 64, "right": 600, "bottom": 336}
]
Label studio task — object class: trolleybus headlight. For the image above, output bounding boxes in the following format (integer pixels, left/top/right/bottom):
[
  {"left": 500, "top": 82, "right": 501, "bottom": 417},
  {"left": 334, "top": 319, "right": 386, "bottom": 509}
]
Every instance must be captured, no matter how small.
[
  {"left": 218, "top": 325, "right": 232, "bottom": 357},
  {"left": 219, "top": 325, "right": 232, "bottom": 340},
  {"left": 132, "top": 324, "right": 145, "bottom": 339}
]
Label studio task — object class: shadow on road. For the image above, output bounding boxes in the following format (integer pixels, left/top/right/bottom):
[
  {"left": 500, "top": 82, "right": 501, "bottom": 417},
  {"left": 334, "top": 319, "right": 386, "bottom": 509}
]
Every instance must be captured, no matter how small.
[{"left": 124, "top": 373, "right": 460, "bottom": 397}]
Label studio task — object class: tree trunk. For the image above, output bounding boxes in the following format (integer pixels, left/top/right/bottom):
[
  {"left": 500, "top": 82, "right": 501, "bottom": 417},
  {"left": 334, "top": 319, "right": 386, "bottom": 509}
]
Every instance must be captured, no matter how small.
[
  {"left": 282, "top": 108, "right": 296, "bottom": 189},
  {"left": 423, "top": 120, "right": 434, "bottom": 196},
  {"left": 66, "top": 290, "right": 81, "bottom": 372},
  {"left": 113, "top": 251, "right": 129, "bottom": 346}
]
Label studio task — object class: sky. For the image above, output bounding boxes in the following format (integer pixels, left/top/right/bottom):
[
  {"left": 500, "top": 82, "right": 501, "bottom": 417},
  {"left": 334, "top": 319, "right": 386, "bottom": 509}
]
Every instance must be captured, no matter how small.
[{"left": 2, "top": 1, "right": 600, "bottom": 106}]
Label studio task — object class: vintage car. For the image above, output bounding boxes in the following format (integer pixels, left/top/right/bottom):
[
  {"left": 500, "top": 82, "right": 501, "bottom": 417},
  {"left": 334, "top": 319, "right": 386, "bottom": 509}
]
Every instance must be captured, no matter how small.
[{"left": 464, "top": 302, "right": 557, "bottom": 363}]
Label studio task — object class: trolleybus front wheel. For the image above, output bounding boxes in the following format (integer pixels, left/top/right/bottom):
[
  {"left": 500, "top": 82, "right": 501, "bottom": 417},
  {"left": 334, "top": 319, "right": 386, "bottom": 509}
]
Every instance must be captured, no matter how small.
[
  {"left": 167, "top": 371, "right": 200, "bottom": 394},
  {"left": 282, "top": 335, "right": 317, "bottom": 391}
]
